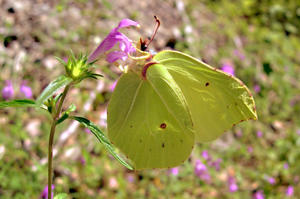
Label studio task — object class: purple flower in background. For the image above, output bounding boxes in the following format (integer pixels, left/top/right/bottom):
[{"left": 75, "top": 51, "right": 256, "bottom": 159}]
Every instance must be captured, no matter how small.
[
  {"left": 127, "top": 174, "right": 135, "bottom": 183},
  {"left": 1, "top": 80, "right": 14, "bottom": 100},
  {"left": 169, "top": 167, "right": 179, "bottom": 176},
  {"left": 284, "top": 163, "right": 289, "bottom": 169},
  {"left": 286, "top": 186, "right": 294, "bottom": 197},
  {"left": 265, "top": 176, "right": 276, "bottom": 185},
  {"left": 296, "top": 129, "right": 300, "bottom": 135},
  {"left": 228, "top": 176, "right": 238, "bottom": 192},
  {"left": 41, "top": 184, "right": 54, "bottom": 199},
  {"left": 253, "top": 190, "right": 264, "bottom": 199},
  {"left": 233, "top": 49, "right": 245, "bottom": 60},
  {"left": 79, "top": 156, "right": 86, "bottom": 165},
  {"left": 20, "top": 81, "right": 32, "bottom": 98},
  {"left": 201, "top": 150, "right": 210, "bottom": 161},
  {"left": 247, "top": 146, "right": 253, "bottom": 153},
  {"left": 88, "top": 19, "right": 139, "bottom": 63},
  {"left": 256, "top": 131, "right": 263, "bottom": 138},
  {"left": 221, "top": 63, "right": 235, "bottom": 76},
  {"left": 194, "top": 159, "right": 210, "bottom": 182},
  {"left": 254, "top": 84, "right": 261, "bottom": 93},
  {"left": 84, "top": 128, "right": 91, "bottom": 134},
  {"left": 211, "top": 158, "right": 222, "bottom": 171},
  {"left": 235, "top": 130, "right": 243, "bottom": 138}
]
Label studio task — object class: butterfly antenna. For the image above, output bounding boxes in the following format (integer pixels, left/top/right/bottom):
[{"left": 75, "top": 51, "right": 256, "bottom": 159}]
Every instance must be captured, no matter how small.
[
  {"left": 141, "top": 16, "right": 160, "bottom": 51},
  {"left": 147, "top": 16, "right": 160, "bottom": 47}
]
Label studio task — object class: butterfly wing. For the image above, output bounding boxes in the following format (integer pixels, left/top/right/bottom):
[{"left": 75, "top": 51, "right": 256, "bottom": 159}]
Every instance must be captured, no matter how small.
[
  {"left": 107, "top": 65, "right": 194, "bottom": 169},
  {"left": 153, "top": 50, "right": 257, "bottom": 142}
]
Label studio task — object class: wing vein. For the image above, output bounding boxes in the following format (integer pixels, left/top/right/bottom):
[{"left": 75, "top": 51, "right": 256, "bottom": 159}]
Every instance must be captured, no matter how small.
[{"left": 114, "top": 80, "right": 143, "bottom": 142}]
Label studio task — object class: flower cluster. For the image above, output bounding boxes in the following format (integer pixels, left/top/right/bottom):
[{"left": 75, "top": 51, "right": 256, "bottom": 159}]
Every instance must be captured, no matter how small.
[{"left": 1, "top": 80, "right": 32, "bottom": 100}]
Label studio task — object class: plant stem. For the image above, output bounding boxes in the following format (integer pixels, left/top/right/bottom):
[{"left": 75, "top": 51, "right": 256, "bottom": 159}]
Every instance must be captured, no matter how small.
[{"left": 48, "top": 84, "right": 71, "bottom": 199}]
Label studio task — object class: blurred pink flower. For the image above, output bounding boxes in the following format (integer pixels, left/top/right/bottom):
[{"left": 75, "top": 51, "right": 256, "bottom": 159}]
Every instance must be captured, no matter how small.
[
  {"left": 235, "top": 130, "right": 243, "bottom": 138},
  {"left": 127, "top": 174, "right": 135, "bottom": 183},
  {"left": 108, "top": 177, "right": 119, "bottom": 189},
  {"left": 169, "top": 167, "right": 179, "bottom": 176},
  {"left": 286, "top": 186, "right": 294, "bottom": 197},
  {"left": 2, "top": 80, "right": 14, "bottom": 100},
  {"left": 41, "top": 184, "right": 54, "bottom": 199},
  {"left": 284, "top": 163, "right": 289, "bottom": 169},
  {"left": 254, "top": 85, "right": 261, "bottom": 93},
  {"left": 234, "top": 49, "right": 245, "bottom": 60},
  {"left": 88, "top": 19, "right": 139, "bottom": 63},
  {"left": 266, "top": 176, "right": 276, "bottom": 185},
  {"left": 84, "top": 128, "right": 91, "bottom": 134},
  {"left": 253, "top": 190, "right": 264, "bottom": 199},
  {"left": 20, "top": 81, "right": 33, "bottom": 98},
  {"left": 228, "top": 176, "right": 238, "bottom": 192},
  {"left": 256, "top": 131, "right": 263, "bottom": 138},
  {"left": 221, "top": 63, "right": 235, "bottom": 76},
  {"left": 247, "top": 146, "right": 253, "bottom": 153},
  {"left": 201, "top": 150, "right": 210, "bottom": 161},
  {"left": 194, "top": 159, "right": 210, "bottom": 182},
  {"left": 210, "top": 158, "right": 222, "bottom": 171},
  {"left": 79, "top": 156, "right": 86, "bottom": 165}
]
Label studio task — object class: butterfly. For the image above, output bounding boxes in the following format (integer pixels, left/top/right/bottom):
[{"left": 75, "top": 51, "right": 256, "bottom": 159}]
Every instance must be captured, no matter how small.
[{"left": 107, "top": 49, "right": 257, "bottom": 170}]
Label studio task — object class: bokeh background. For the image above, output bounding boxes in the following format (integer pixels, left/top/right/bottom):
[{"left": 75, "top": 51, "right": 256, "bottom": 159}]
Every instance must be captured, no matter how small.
[{"left": 1, "top": 0, "right": 300, "bottom": 198}]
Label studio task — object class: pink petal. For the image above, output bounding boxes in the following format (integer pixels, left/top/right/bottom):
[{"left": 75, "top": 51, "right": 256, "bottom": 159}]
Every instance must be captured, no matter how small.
[
  {"left": 116, "top": 18, "right": 139, "bottom": 30},
  {"left": 88, "top": 19, "right": 138, "bottom": 63},
  {"left": 106, "top": 51, "right": 127, "bottom": 63}
]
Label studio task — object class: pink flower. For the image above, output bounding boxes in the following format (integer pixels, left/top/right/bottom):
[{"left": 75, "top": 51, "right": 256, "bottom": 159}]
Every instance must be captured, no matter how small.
[
  {"left": 20, "top": 81, "right": 33, "bottom": 98},
  {"left": 1, "top": 80, "right": 14, "bottom": 100},
  {"left": 286, "top": 186, "right": 294, "bottom": 197},
  {"left": 169, "top": 167, "right": 179, "bottom": 176},
  {"left": 88, "top": 19, "right": 139, "bottom": 63},
  {"left": 228, "top": 176, "right": 238, "bottom": 192},
  {"left": 41, "top": 184, "right": 54, "bottom": 199},
  {"left": 221, "top": 63, "right": 235, "bottom": 76},
  {"left": 201, "top": 150, "right": 210, "bottom": 161},
  {"left": 253, "top": 190, "right": 264, "bottom": 199},
  {"left": 233, "top": 49, "right": 245, "bottom": 60},
  {"left": 256, "top": 131, "right": 263, "bottom": 138},
  {"left": 266, "top": 176, "right": 276, "bottom": 185},
  {"left": 254, "top": 84, "right": 261, "bottom": 93},
  {"left": 194, "top": 160, "right": 210, "bottom": 182},
  {"left": 211, "top": 158, "right": 222, "bottom": 171},
  {"left": 247, "top": 146, "right": 253, "bottom": 153}
]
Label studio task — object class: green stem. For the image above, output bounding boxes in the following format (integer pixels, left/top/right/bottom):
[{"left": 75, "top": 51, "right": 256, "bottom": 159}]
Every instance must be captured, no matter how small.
[{"left": 48, "top": 84, "right": 71, "bottom": 199}]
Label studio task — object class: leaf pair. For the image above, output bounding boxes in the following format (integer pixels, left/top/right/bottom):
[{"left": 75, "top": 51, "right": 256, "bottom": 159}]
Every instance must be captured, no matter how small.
[{"left": 108, "top": 50, "right": 257, "bottom": 169}]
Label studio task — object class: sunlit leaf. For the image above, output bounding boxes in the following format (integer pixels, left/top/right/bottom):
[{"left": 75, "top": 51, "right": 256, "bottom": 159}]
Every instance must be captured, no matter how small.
[{"left": 36, "top": 75, "right": 72, "bottom": 106}]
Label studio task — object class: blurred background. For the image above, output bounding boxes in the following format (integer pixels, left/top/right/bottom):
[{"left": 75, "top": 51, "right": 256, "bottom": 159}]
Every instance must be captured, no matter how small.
[{"left": 1, "top": 0, "right": 300, "bottom": 198}]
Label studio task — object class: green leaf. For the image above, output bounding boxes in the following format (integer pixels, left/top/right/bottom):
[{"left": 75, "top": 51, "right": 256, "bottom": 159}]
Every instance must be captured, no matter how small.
[
  {"left": 0, "top": 99, "right": 36, "bottom": 108},
  {"left": 56, "top": 104, "right": 76, "bottom": 125},
  {"left": 54, "top": 193, "right": 68, "bottom": 199},
  {"left": 71, "top": 116, "right": 133, "bottom": 170},
  {"left": 36, "top": 75, "right": 72, "bottom": 106},
  {"left": 56, "top": 113, "right": 69, "bottom": 125}
]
